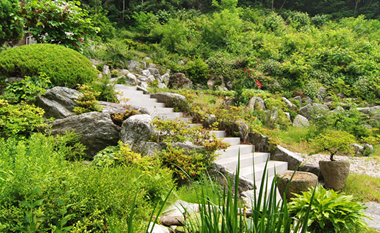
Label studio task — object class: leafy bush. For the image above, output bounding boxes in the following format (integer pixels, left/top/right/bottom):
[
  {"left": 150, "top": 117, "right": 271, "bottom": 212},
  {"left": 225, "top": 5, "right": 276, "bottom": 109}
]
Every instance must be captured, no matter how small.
[
  {"left": 3, "top": 73, "right": 51, "bottom": 104},
  {"left": 21, "top": 0, "right": 97, "bottom": 50},
  {"left": 0, "top": 99, "right": 50, "bottom": 139},
  {"left": 185, "top": 57, "right": 209, "bottom": 84},
  {"left": 90, "top": 75, "right": 118, "bottom": 102},
  {"left": 0, "top": 0, "right": 24, "bottom": 46},
  {"left": 0, "top": 44, "right": 97, "bottom": 88},
  {"left": 289, "top": 185, "right": 369, "bottom": 232}
]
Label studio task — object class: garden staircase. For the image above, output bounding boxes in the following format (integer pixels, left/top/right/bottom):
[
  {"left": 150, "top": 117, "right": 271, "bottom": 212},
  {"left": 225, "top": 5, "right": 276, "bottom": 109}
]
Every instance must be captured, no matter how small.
[{"left": 115, "top": 85, "right": 288, "bottom": 202}]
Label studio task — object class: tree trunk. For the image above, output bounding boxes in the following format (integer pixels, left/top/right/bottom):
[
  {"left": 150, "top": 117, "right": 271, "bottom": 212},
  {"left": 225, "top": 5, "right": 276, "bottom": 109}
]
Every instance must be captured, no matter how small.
[{"left": 280, "top": 0, "right": 286, "bottom": 10}]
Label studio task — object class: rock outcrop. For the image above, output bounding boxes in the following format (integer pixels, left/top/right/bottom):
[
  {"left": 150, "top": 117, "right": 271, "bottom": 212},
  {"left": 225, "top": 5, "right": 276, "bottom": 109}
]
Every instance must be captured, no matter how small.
[{"left": 47, "top": 112, "right": 120, "bottom": 156}]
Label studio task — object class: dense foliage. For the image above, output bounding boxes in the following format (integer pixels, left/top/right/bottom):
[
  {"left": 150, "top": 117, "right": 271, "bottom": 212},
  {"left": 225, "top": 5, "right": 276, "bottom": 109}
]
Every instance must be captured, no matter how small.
[
  {"left": 21, "top": 0, "right": 97, "bottom": 50},
  {"left": 0, "top": 0, "right": 24, "bottom": 46},
  {"left": 0, "top": 133, "right": 174, "bottom": 232},
  {"left": 0, "top": 44, "right": 97, "bottom": 89}
]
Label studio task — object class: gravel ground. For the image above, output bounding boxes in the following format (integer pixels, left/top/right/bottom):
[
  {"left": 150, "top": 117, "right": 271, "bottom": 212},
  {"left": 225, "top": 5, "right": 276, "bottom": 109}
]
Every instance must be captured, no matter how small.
[{"left": 298, "top": 153, "right": 380, "bottom": 178}]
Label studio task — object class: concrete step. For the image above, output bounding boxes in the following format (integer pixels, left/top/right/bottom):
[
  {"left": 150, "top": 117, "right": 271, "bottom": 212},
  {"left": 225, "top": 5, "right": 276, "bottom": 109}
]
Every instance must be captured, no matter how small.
[
  {"left": 221, "top": 137, "right": 241, "bottom": 146},
  {"left": 240, "top": 161, "right": 288, "bottom": 182},
  {"left": 217, "top": 144, "right": 254, "bottom": 159},
  {"left": 211, "top": 130, "right": 226, "bottom": 138},
  {"left": 215, "top": 152, "right": 270, "bottom": 170}
]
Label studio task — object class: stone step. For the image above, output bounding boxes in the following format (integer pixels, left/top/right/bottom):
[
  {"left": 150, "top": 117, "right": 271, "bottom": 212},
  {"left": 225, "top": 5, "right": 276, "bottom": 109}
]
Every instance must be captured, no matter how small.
[
  {"left": 221, "top": 137, "right": 241, "bottom": 146},
  {"left": 217, "top": 144, "right": 254, "bottom": 159},
  {"left": 240, "top": 161, "right": 288, "bottom": 182},
  {"left": 211, "top": 130, "right": 226, "bottom": 138},
  {"left": 215, "top": 152, "right": 270, "bottom": 170}
]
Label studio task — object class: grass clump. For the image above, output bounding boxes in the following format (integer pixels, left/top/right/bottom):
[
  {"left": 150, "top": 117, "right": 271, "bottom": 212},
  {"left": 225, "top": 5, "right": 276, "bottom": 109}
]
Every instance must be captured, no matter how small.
[
  {"left": 0, "top": 44, "right": 97, "bottom": 89},
  {"left": 344, "top": 173, "right": 380, "bottom": 203}
]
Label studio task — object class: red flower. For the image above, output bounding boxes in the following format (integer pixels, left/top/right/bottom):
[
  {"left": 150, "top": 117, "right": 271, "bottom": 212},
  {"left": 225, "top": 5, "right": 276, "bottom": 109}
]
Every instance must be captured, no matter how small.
[
  {"left": 123, "top": 106, "right": 126, "bottom": 108},
  {"left": 244, "top": 69, "right": 247, "bottom": 72},
  {"left": 259, "top": 74, "right": 263, "bottom": 76}
]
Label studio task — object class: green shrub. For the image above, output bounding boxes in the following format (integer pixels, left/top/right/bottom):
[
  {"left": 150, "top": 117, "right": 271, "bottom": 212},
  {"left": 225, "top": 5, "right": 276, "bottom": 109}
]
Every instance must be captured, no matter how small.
[
  {"left": 3, "top": 73, "right": 51, "bottom": 104},
  {"left": 73, "top": 85, "right": 103, "bottom": 114},
  {"left": 0, "top": 0, "right": 24, "bottom": 46},
  {"left": 0, "top": 133, "right": 174, "bottom": 232},
  {"left": 185, "top": 57, "right": 209, "bottom": 84},
  {"left": 0, "top": 44, "right": 97, "bottom": 89},
  {"left": 289, "top": 185, "right": 369, "bottom": 232},
  {"left": 0, "top": 99, "right": 50, "bottom": 139}
]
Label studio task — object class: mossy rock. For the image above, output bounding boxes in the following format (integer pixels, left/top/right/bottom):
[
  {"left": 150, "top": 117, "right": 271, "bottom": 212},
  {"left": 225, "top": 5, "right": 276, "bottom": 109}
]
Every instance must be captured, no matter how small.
[{"left": 0, "top": 44, "right": 97, "bottom": 88}]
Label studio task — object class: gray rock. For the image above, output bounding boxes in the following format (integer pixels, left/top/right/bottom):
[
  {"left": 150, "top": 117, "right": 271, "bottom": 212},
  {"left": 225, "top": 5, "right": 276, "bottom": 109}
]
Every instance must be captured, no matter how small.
[
  {"left": 48, "top": 112, "right": 120, "bottom": 156},
  {"left": 324, "top": 96, "right": 333, "bottom": 103},
  {"left": 226, "top": 81, "right": 233, "bottom": 90},
  {"left": 363, "top": 143, "right": 374, "bottom": 151},
  {"left": 120, "top": 114, "right": 154, "bottom": 143},
  {"left": 148, "top": 68, "right": 161, "bottom": 79},
  {"left": 271, "top": 145, "right": 303, "bottom": 170},
  {"left": 137, "top": 86, "right": 150, "bottom": 94},
  {"left": 357, "top": 106, "right": 380, "bottom": 114},
  {"left": 142, "top": 69, "right": 151, "bottom": 77},
  {"left": 151, "top": 93, "right": 186, "bottom": 108},
  {"left": 119, "top": 69, "right": 130, "bottom": 76},
  {"left": 148, "top": 63, "right": 157, "bottom": 69},
  {"left": 157, "top": 83, "right": 167, "bottom": 89},
  {"left": 351, "top": 143, "right": 364, "bottom": 156},
  {"left": 136, "top": 74, "right": 149, "bottom": 82},
  {"left": 248, "top": 132, "right": 271, "bottom": 152},
  {"left": 102, "top": 65, "right": 110, "bottom": 76},
  {"left": 336, "top": 93, "right": 345, "bottom": 98},
  {"left": 89, "top": 59, "right": 103, "bottom": 66},
  {"left": 168, "top": 73, "right": 192, "bottom": 89},
  {"left": 247, "top": 97, "right": 266, "bottom": 110},
  {"left": 282, "top": 97, "right": 296, "bottom": 110},
  {"left": 318, "top": 87, "right": 327, "bottom": 95},
  {"left": 140, "top": 81, "right": 149, "bottom": 89},
  {"left": 299, "top": 103, "right": 329, "bottom": 119},
  {"left": 100, "top": 101, "right": 149, "bottom": 115},
  {"left": 161, "top": 72, "right": 170, "bottom": 85},
  {"left": 293, "top": 115, "right": 310, "bottom": 127},
  {"left": 142, "top": 61, "right": 147, "bottom": 69},
  {"left": 332, "top": 106, "right": 344, "bottom": 113},
  {"left": 299, "top": 163, "right": 322, "bottom": 180},
  {"left": 293, "top": 96, "right": 302, "bottom": 106},
  {"left": 207, "top": 78, "right": 215, "bottom": 90},
  {"left": 143, "top": 56, "right": 151, "bottom": 61},
  {"left": 131, "top": 141, "right": 166, "bottom": 156},
  {"left": 171, "top": 141, "right": 204, "bottom": 153},
  {"left": 147, "top": 75, "right": 155, "bottom": 83},
  {"left": 304, "top": 97, "right": 313, "bottom": 104},
  {"left": 284, "top": 112, "right": 291, "bottom": 121},
  {"left": 34, "top": 86, "right": 80, "bottom": 119},
  {"left": 128, "top": 60, "right": 141, "bottom": 72},
  {"left": 126, "top": 73, "right": 137, "bottom": 85}
]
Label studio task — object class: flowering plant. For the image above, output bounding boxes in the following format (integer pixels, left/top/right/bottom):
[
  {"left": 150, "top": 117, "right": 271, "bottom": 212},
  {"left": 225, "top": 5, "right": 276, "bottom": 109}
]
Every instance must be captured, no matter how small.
[{"left": 242, "top": 69, "right": 264, "bottom": 90}]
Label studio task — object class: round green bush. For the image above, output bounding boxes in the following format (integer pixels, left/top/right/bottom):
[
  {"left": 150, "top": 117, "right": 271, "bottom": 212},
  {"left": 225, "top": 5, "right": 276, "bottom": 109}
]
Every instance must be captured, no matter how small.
[{"left": 0, "top": 44, "right": 97, "bottom": 88}]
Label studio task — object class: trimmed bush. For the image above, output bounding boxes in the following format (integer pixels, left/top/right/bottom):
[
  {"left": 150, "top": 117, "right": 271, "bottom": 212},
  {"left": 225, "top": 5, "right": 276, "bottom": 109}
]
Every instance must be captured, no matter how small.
[{"left": 0, "top": 44, "right": 97, "bottom": 88}]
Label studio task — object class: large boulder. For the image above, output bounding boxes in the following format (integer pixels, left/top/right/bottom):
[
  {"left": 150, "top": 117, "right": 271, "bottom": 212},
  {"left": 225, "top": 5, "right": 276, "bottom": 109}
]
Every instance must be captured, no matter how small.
[
  {"left": 293, "top": 114, "right": 310, "bottom": 127},
  {"left": 299, "top": 103, "right": 329, "bottom": 119},
  {"left": 34, "top": 86, "right": 80, "bottom": 119},
  {"left": 282, "top": 97, "right": 296, "bottom": 110},
  {"left": 168, "top": 73, "right": 192, "bottom": 89},
  {"left": 151, "top": 93, "right": 186, "bottom": 108},
  {"left": 120, "top": 114, "right": 155, "bottom": 144},
  {"left": 47, "top": 112, "right": 120, "bottom": 157}
]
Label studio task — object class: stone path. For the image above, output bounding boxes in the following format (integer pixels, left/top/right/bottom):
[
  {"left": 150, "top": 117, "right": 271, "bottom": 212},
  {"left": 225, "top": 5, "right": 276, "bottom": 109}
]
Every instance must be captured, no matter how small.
[{"left": 365, "top": 202, "right": 380, "bottom": 231}]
